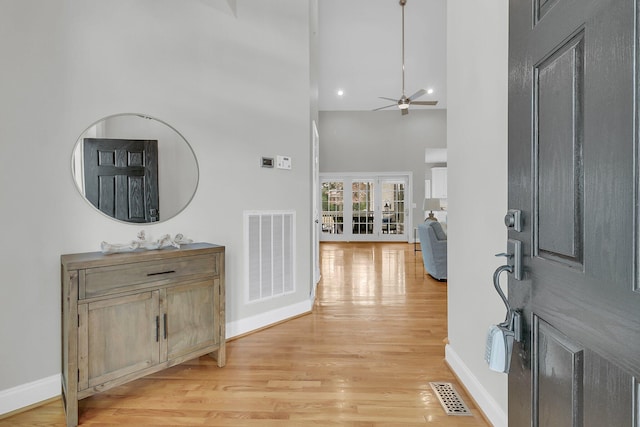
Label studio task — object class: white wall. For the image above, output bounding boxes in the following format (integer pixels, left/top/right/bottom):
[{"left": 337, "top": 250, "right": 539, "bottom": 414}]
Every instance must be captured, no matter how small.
[
  {"left": 318, "top": 109, "right": 446, "bottom": 231},
  {"left": 0, "top": 0, "right": 314, "bottom": 413},
  {"left": 446, "top": 1, "right": 509, "bottom": 426}
]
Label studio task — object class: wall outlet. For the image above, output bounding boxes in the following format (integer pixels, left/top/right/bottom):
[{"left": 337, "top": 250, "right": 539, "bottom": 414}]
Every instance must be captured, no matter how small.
[{"left": 276, "top": 155, "right": 292, "bottom": 170}]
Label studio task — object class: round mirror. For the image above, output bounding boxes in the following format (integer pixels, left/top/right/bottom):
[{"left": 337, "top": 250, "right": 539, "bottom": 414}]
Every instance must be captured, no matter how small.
[{"left": 72, "top": 113, "right": 198, "bottom": 224}]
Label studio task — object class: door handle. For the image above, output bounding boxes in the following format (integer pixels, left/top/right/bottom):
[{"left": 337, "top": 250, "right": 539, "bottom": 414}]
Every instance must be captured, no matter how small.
[
  {"left": 486, "top": 212, "right": 525, "bottom": 373},
  {"left": 486, "top": 264, "right": 522, "bottom": 373},
  {"left": 495, "top": 239, "right": 522, "bottom": 280},
  {"left": 163, "top": 314, "right": 168, "bottom": 340}
]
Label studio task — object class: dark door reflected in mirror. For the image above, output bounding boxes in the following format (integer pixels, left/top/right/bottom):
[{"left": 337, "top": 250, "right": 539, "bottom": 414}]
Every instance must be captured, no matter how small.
[
  {"left": 83, "top": 138, "right": 159, "bottom": 222},
  {"left": 72, "top": 114, "right": 198, "bottom": 224}
]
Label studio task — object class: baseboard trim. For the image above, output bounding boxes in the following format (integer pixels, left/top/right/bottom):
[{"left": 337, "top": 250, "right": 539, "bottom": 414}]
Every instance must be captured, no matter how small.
[
  {"left": 0, "top": 374, "right": 60, "bottom": 417},
  {"left": 226, "top": 298, "right": 313, "bottom": 339},
  {"left": 445, "top": 344, "right": 506, "bottom": 427}
]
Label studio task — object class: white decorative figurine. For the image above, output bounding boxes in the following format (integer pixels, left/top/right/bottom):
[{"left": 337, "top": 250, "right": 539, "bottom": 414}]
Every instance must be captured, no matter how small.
[{"left": 101, "top": 231, "right": 193, "bottom": 254}]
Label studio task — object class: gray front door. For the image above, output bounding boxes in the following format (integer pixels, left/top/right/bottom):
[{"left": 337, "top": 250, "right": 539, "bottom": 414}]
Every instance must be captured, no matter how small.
[{"left": 509, "top": 0, "right": 640, "bottom": 425}]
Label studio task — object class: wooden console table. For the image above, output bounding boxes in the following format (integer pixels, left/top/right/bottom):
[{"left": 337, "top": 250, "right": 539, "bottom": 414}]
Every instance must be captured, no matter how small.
[{"left": 60, "top": 243, "right": 225, "bottom": 427}]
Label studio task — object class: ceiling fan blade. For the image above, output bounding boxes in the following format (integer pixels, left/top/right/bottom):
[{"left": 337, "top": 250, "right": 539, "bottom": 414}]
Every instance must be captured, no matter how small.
[
  {"left": 373, "top": 104, "right": 397, "bottom": 111},
  {"left": 378, "top": 97, "right": 399, "bottom": 102},
  {"left": 411, "top": 100, "right": 439, "bottom": 106},
  {"left": 407, "top": 89, "right": 426, "bottom": 101},
  {"left": 401, "top": 108, "right": 409, "bottom": 116}
]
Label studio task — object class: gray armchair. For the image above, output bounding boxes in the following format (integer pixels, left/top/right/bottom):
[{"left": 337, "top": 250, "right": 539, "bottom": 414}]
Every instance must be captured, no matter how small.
[{"left": 417, "top": 220, "right": 447, "bottom": 280}]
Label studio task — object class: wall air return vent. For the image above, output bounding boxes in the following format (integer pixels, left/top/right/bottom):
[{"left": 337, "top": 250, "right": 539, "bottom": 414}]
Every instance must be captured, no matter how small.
[{"left": 244, "top": 211, "right": 295, "bottom": 303}]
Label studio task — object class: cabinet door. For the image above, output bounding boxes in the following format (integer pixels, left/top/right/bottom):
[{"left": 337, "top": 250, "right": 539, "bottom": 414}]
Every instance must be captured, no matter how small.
[
  {"left": 164, "top": 280, "right": 218, "bottom": 361},
  {"left": 79, "top": 291, "right": 160, "bottom": 390}
]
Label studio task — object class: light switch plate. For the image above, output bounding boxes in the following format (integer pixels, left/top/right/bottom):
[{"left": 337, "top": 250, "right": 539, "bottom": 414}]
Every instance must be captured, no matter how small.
[{"left": 276, "top": 155, "right": 292, "bottom": 170}]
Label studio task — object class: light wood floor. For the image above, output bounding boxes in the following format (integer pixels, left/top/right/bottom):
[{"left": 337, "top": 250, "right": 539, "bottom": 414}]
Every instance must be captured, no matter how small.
[{"left": 1, "top": 242, "right": 489, "bottom": 426}]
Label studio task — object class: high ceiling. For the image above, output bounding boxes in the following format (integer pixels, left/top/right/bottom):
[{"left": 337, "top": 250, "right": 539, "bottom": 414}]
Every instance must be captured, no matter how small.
[{"left": 318, "top": 0, "right": 446, "bottom": 112}]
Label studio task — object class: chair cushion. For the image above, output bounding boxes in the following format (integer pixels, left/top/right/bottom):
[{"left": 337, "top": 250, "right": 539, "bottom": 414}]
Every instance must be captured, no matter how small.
[{"left": 429, "top": 221, "right": 447, "bottom": 241}]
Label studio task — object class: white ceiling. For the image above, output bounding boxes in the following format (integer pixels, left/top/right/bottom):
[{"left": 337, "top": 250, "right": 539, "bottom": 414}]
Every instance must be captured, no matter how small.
[{"left": 318, "top": 0, "right": 447, "bottom": 112}]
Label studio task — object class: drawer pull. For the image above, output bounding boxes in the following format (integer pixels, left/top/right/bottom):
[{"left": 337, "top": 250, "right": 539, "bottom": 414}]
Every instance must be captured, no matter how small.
[
  {"left": 147, "top": 270, "right": 176, "bottom": 277},
  {"left": 155, "top": 316, "right": 160, "bottom": 342}
]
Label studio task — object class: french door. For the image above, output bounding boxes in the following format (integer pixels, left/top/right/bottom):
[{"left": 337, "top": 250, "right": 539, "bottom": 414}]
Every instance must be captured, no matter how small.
[{"left": 320, "top": 173, "right": 411, "bottom": 242}]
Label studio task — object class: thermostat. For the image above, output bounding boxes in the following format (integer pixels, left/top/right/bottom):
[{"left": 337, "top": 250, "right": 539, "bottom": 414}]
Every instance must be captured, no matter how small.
[{"left": 276, "top": 155, "right": 292, "bottom": 170}]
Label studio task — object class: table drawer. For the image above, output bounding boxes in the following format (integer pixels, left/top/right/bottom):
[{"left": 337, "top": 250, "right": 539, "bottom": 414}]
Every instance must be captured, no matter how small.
[{"left": 83, "top": 253, "right": 217, "bottom": 298}]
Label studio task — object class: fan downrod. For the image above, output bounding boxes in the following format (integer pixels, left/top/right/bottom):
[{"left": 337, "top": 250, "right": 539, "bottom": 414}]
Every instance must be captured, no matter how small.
[{"left": 373, "top": 0, "right": 438, "bottom": 114}]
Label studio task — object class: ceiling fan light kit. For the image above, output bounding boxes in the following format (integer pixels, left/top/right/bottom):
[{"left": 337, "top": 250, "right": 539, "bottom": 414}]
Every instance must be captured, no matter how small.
[{"left": 374, "top": 0, "right": 439, "bottom": 115}]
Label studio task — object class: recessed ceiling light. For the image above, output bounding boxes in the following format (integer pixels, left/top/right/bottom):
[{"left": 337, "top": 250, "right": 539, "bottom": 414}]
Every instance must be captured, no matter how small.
[
  {"left": 337, "top": 89, "right": 344, "bottom": 96},
  {"left": 427, "top": 88, "right": 434, "bottom": 94}
]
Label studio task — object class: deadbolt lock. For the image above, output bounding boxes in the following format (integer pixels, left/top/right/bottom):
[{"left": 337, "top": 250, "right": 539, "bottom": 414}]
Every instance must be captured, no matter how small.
[{"left": 504, "top": 209, "right": 522, "bottom": 232}]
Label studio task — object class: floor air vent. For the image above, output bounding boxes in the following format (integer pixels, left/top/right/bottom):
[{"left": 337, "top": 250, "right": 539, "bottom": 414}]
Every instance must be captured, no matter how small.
[{"left": 429, "top": 382, "right": 472, "bottom": 416}]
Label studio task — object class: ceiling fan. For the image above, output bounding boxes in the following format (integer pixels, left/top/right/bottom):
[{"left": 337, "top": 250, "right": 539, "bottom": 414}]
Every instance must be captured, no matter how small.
[{"left": 374, "top": 0, "right": 438, "bottom": 115}]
